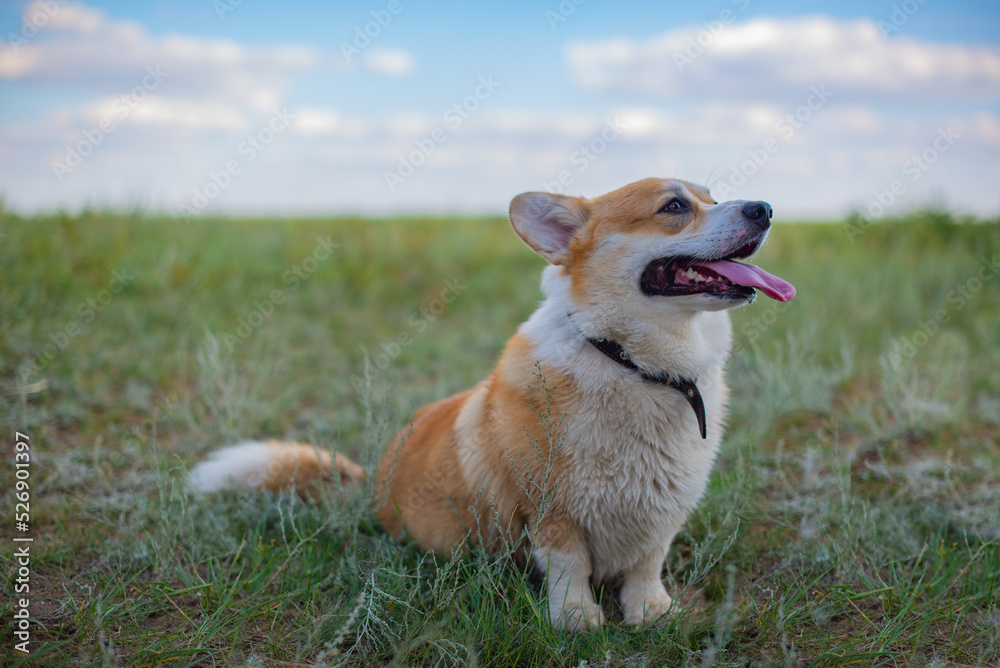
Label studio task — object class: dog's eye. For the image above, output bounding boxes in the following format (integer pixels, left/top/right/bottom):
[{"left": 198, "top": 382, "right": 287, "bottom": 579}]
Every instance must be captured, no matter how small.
[{"left": 659, "top": 198, "right": 686, "bottom": 213}]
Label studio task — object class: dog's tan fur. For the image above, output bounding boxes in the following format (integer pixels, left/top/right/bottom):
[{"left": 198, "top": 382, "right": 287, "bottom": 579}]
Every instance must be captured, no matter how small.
[{"left": 191, "top": 177, "right": 782, "bottom": 630}]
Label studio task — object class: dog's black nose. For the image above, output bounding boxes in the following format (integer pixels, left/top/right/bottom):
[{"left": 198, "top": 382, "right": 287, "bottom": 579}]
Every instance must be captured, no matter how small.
[{"left": 741, "top": 201, "right": 772, "bottom": 228}]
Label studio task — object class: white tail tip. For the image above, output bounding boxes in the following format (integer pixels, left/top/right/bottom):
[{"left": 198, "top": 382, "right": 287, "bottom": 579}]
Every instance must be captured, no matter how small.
[{"left": 188, "top": 441, "right": 275, "bottom": 493}]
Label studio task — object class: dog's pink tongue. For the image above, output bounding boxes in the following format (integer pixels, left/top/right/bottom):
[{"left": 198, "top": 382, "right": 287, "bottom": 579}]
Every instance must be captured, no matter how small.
[{"left": 695, "top": 260, "right": 796, "bottom": 302}]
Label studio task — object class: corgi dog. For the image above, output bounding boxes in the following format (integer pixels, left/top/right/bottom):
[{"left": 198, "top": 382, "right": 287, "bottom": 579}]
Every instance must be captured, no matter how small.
[{"left": 189, "top": 177, "right": 795, "bottom": 631}]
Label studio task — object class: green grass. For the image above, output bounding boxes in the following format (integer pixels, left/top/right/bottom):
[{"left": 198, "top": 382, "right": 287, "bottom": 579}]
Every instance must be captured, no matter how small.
[{"left": 1, "top": 207, "right": 999, "bottom": 666}]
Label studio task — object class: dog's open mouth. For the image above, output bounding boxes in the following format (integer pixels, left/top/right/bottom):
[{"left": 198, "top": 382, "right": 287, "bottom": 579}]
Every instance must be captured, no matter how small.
[{"left": 640, "top": 240, "right": 796, "bottom": 302}]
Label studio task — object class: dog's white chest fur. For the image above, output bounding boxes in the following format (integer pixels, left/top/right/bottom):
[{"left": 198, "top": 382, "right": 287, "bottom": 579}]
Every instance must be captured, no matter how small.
[
  {"left": 520, "top": 266, "right": 731, "bottom": 580},
  {"left": 562, "top": 377, "right": 725, "bottom": 579}
]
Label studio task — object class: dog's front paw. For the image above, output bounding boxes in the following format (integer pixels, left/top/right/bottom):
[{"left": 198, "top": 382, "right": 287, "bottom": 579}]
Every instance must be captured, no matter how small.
[
  {"left": 551, "top": 600, "right": 605, "bottom": 632},
  {"left": 623, "top": 593, "right": 673, "bottom": 626}
]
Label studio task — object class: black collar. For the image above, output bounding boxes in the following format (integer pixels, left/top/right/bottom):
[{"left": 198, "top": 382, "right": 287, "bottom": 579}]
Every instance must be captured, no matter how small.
[{"left": 569, "top": 316, "right": 708, "bottom": 439}]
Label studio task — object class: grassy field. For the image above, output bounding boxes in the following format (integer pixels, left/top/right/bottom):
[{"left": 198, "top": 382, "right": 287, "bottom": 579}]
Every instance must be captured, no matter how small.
[{"left": 1, "top": 206, "right": 999, "bottom": 667}]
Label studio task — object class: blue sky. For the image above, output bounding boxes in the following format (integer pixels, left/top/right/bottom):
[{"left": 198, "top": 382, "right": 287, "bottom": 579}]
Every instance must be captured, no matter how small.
[{"left": 1, "top": 0, "right": 998, "bottom": 219}]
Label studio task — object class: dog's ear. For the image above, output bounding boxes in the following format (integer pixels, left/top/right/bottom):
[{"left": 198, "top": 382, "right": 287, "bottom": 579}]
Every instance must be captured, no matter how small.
[{"left": 508, "top": 192, "right": 590, "bottom": 265}]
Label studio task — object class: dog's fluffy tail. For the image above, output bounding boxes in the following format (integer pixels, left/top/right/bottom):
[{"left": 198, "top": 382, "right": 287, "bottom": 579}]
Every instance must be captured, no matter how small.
[{"left": 188, "top": 440, "right": 366, "bottom": 500}]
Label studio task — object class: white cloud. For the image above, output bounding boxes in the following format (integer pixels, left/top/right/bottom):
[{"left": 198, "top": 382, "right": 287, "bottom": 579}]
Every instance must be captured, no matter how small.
[
  {"left": 0, "top": 2, "right": 413, "bottom": 136},
  {"left": 37, "top": 0, "right": 103, "bottom": 33},
  {"left": 364, "top": 48, "right": 415, "bottom": 76},
  {"left": 294, "top": 108, "right": 342, "bottom": 136},
  {"left": 566, "top": 16, "right": 1000, "bottom": 101},
  {"left": 0, "top": 0, "right": 319, "bottom": 137},
  {"left": 0, "top": 5, "right": 995, "bottom": 219},
  {"left": 5, "top": 97, "right": 998, "bottom": 218},
  {"left": 973, "top": 111, "right": 1000, "bottom": 146},
  {"left": 94, "top": 96, "right": 252, "bottom": 131}
]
